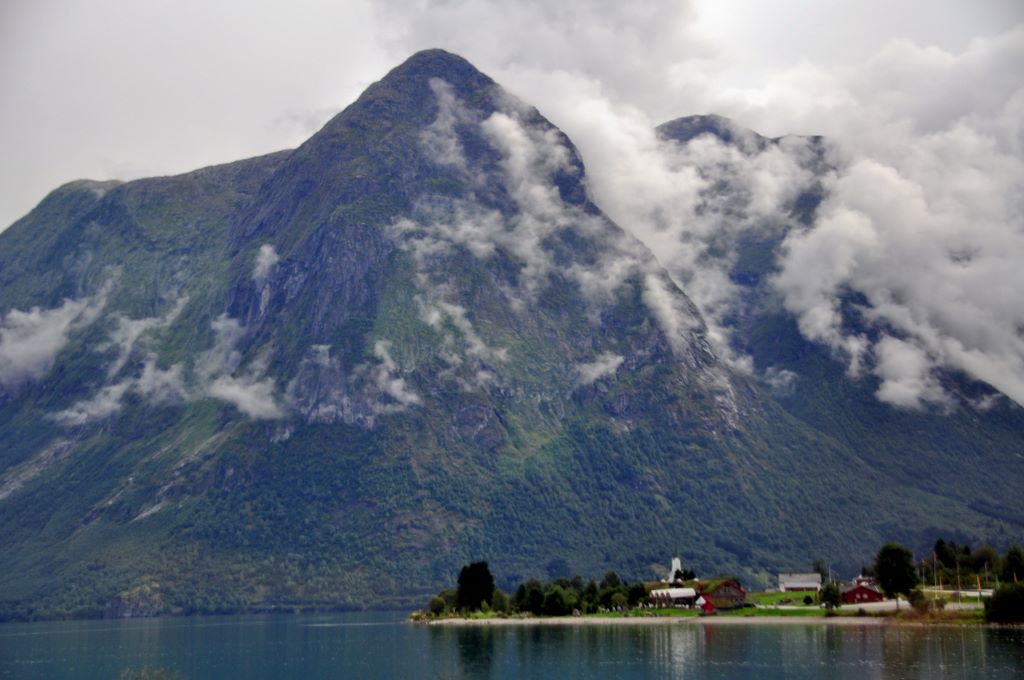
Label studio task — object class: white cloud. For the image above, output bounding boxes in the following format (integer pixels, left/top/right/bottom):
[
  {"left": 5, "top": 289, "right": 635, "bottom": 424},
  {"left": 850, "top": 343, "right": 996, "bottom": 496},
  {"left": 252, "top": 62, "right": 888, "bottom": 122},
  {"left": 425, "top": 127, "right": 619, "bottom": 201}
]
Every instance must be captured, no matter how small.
[
  {"left": 252, "top": 244, "right": 280, "bottom": 284},
  {"left": 0, "top": 286, "right": 109, "bottom": 389},
  {"left": 52, "top": 381, "right": 131, "bottom": 426},
  {"left": 196, "top": 314, "right": 246, "bottom": 382},
  {"left": 207, "top": 374, "right": 285, "bottom": 420},
  {"left": 60, "top": 310, "right": 288, "bottom": 425},
  {"left": 763, "top": 366, "right": 798, "bottom": 397},
  {"left": 370, "top": 340, "right": 422, "bottom": 409},
  {"left": 419, "top": 296, "right": 508, "bottom": 364},
  {"left": 50, "top": 296, "right": 191, "bottom": 425},
  {"left": 105, "top": 296, "right": 189, "bottom": 378},
  {"left": 576, "top": 352, "right": 624, "bottom": 385},
  {"left": 196, "top": 314, "right": 285, "bottom": 419},
  {"left": 420, "top": 78, "right": 477, "bottom": 172},
  {"left": 768, "top": 29, "right": 1024, "bottom": 408},
  {"left": 135, "top": 359, "right": 187, "bottom": 405},
  {"left": 641, "top": 273, "right": 702, "bottom": 357},
  {"left": 872, "top": 337, "right": 952, "bottom": 410}
]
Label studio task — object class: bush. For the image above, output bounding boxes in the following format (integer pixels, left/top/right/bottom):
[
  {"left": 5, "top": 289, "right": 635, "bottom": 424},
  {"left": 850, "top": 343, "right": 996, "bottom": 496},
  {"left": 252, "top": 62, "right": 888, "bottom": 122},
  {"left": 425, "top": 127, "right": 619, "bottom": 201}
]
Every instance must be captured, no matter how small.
[
  {"left": 428, "top": 596, "right": 446, "bottom": 616},
  {"left": 908, "top": 588, "right": 930, "bottom": 614},
  {"left": 820, "top": 583, "right": 841, "bottom": 611},
  {"left": 985, "top": 583, "right": 1024, "bottom": 624},
  {"left": 802, "top": 595, "right": 814, "bottom": 606},
  {"left": 491, "top": 589, "right": 509, "bottom": 614}
]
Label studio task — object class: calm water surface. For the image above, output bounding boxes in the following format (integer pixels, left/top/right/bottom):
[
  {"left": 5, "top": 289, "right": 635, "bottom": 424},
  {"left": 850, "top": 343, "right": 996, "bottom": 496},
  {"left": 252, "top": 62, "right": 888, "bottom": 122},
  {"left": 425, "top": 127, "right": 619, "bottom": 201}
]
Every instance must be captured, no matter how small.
[{"left": 2, "top": 612, "right": 1022, "bottom": 679}]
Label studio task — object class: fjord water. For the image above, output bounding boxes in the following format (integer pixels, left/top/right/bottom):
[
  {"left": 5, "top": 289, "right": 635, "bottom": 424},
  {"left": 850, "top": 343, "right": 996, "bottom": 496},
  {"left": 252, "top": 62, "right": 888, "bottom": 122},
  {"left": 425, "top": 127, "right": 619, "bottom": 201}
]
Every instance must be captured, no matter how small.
[{"left": 2, "top": 613, "right": 1023, "bottom": 679}]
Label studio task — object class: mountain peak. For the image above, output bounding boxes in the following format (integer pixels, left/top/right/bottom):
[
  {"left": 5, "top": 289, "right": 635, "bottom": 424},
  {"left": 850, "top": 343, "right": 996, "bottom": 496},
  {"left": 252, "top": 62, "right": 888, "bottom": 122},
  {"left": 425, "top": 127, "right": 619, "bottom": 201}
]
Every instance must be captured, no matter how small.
[
  {"left": 657, "top": 114, "right": 766, "bottom": 148},
  {"left": 346, "top": 48, "right": 497, "bottom": 122},
  {"left": 388, "top": 48, "right": 489, "bottom": 84}
]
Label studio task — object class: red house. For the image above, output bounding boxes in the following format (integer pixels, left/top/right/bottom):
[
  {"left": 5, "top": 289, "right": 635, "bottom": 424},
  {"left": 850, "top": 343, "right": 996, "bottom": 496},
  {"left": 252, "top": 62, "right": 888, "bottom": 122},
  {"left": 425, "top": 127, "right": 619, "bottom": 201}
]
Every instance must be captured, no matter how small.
[
  {"left": 841, "top": 583, "right": 884, "bottom": 604},
  {"left": 698, "top": 579, "right": 747, "bottom": 610}
]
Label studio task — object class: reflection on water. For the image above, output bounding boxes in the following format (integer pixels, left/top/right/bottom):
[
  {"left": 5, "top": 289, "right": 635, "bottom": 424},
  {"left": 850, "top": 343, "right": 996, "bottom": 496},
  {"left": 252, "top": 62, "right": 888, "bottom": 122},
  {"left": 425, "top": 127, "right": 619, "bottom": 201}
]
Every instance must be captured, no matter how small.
[{"left": 2, "top": 614, "right": 1022, "bottom": 680}]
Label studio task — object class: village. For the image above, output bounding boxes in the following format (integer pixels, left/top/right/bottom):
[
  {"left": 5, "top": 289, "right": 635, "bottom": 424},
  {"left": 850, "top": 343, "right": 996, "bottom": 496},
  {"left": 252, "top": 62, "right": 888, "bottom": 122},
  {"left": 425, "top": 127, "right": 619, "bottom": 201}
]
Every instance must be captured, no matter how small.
[
  {"left": 414, "top": 541, "right": 1024, "bottom": 623},
  {"left": 649, "top": 557, "right": 893, "bottom": 615}
]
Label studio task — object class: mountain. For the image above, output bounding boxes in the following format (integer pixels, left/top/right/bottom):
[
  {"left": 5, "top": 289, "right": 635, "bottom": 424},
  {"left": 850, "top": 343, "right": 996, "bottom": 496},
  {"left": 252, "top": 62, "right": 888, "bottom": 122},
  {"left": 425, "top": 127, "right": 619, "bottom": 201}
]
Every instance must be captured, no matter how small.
[
  {"left": 0, "top": 50, "right": 1020, "bottom": 620},
  {"left": 656, "top": 114, "right": 1024, "bottom": 533}
]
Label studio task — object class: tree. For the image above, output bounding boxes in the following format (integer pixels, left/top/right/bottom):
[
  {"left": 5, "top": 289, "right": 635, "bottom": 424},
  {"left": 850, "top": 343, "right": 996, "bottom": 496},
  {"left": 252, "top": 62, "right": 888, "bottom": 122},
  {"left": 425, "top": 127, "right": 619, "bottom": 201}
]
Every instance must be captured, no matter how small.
[
  {"left": 627, "top": 583, "right": 647, "bottom": 607},
  {"left": 599, "top": 571, "right": 621, "bottom": 590},
  {"left": 456, "top": 561, "right": 495, "bottom": 612},
  {"left": 812, "top": 559, "right": 829, "bottom": 583},
  {"left": 984, "top": 583, "right": 1024, "bottom": 624},
  {"left": 513, "top": 579, "right": 545, "bottom": 615},
  {"left": 970, "top": 545, "right": 1000, "bottom": 579},
  {"left": 820, "top": 582, "right": 841, "bottom": 611},
  {"left": 934, "top": 539, "right": 957, "bottom": 569},
  {"left": 1002, "top": 545, "right": 1024, "bottom": 583},
  {"left": 874, "top": 543, "right": 919, "bottom": 609},
  {"left": 542, "top": 585, "right": 574, "bottom": 616},
  {"left": 491, "top": 589, "right": 509, "bottom": 614}
]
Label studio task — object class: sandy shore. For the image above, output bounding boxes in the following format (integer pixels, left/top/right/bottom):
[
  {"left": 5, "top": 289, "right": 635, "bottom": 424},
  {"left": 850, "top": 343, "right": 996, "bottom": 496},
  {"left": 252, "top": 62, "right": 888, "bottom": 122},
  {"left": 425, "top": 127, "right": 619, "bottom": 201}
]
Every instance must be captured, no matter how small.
[{"left": 423, "top": 615, "right": 888, "bottom": 627}]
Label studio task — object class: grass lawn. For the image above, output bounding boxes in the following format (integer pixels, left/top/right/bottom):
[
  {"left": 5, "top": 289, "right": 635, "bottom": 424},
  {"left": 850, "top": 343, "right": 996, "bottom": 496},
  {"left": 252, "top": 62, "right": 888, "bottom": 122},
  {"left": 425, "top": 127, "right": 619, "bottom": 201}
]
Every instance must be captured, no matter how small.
[
  {"left": 731, "top": 607, "right": 824, "bottom": 617},
  {"left": 747, "top": 591, "right": 820, "bottom": 607}
]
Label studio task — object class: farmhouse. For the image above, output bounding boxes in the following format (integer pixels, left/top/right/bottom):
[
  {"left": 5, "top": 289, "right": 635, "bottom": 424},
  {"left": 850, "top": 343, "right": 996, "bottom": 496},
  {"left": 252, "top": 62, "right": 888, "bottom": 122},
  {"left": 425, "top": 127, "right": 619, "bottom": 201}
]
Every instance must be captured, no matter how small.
[
  {"left": 650, "top": 587, "right": 697, "bottom": 608},
  {"left": 778, "top": 572, "right": 822, "bottom": 592},
  {"left": 698, "top": 579, "right": 747, "bottom": 609},
  {"left": 841, "top": 582, "right": 885, "bottom": 604}
]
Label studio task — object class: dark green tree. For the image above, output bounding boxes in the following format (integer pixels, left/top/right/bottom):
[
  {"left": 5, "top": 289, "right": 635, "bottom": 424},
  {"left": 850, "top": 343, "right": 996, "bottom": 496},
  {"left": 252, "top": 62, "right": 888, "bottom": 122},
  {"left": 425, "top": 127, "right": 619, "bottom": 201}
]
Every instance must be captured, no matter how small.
[
  {"left": 599, "top": 571, "right": 621, "bottom": 590},
  {"left": 456, "top": 562, "right": 495, "bottom": 612},
  {"left": 874, "top": 543, "right": 919, "bottom": 608},
  {"left": 542, "top": 585, "right": 574, "bottom": 616},
  {"left": 820, "top": 582, "right": 841, "bottom": 610},
  {"left": 514, "top": 579, "right": 545, "bottom": 615},
  {"left": 627, "top": 583, "right": 647, "bottom": 607},
  {"left": 969, "top": 545, "right": 1000, "bottom": 579},
  {"left": 984, "top": 583, "right": 1024, "bottom": 623},
  {"left": 491, "top": 588, "right": 509, "bottom": 614},
  {"left": 934, "top": 539, "right": 957, "bottom": 569},
  {"left": 1001, "top": 545, "right": 1024, "bottom": 583},
  {"left": 580, "top": 580, "right": 599, "bottom": 613},
  {"left": 812, "top": 559, "right": 829, "bottom": 583}
]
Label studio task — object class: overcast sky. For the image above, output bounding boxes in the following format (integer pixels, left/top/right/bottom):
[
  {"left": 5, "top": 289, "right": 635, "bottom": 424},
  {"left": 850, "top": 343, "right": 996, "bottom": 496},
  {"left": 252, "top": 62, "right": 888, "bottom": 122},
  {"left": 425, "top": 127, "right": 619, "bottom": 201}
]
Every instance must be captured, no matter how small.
[
  {"left": 2, "top": 0, "right": 1023, "bottom": 411},
  {"left": 0, "top": 0, "right": 1018, "bottom": 229}
]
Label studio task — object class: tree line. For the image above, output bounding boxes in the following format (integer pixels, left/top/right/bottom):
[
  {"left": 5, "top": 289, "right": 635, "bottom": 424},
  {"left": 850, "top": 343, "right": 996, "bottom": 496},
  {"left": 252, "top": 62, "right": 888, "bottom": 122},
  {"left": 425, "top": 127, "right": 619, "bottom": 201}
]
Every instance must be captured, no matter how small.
[{"left": 425, "top": 561, "right": 649, "bottom": 617}]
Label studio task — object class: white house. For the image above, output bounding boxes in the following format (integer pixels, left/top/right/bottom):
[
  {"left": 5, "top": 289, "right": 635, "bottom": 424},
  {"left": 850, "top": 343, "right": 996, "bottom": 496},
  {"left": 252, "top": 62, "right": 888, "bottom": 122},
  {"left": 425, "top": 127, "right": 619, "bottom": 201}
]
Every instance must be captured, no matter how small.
[
  {"left": 778, "top": 573, "right": 822, "bottom": 592},
  {"left": 650, "top": 587, "right": 697, "bottom": 608}
]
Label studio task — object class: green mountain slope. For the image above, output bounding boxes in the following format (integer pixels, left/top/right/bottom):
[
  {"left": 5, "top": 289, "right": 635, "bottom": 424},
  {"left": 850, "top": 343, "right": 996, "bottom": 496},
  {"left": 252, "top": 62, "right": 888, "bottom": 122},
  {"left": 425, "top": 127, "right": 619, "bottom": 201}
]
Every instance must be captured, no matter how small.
[{"left": 0, "top": 51, "right": 1020, "bottom": 620}]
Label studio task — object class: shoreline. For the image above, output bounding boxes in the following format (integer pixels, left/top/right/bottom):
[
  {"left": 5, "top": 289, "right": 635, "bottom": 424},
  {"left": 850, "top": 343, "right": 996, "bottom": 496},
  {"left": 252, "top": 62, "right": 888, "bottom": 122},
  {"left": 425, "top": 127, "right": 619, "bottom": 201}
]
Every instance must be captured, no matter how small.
[{"left": 422, "top": 614, "right": 892, "bottom": 627}]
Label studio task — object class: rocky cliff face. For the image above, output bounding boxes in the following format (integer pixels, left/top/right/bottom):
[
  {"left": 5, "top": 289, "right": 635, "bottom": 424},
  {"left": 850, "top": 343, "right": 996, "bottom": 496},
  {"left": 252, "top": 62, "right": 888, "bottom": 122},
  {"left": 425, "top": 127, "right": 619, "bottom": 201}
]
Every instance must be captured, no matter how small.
[{"left": 0, "top": 51, "right": 1020, "bottom": 620}]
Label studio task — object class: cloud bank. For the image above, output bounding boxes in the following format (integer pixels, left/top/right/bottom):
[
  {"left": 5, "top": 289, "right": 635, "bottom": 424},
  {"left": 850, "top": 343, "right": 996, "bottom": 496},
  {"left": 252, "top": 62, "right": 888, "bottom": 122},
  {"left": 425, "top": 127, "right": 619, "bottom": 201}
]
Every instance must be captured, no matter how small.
[
  {"left": 383, "top": 2, "right": 1024, "bottom": 410},
  {"left": 0, "top": 287, "right": 109, "bottom": 390},
  {"left": 769, "top": 28, "right": 1024, "bottom": 409},
  {"left": 3, "top": 0, "right": 1022, "bottom": 412},
  {"left": 57, "top": 309, "right": 286, "bottom": 425}
]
